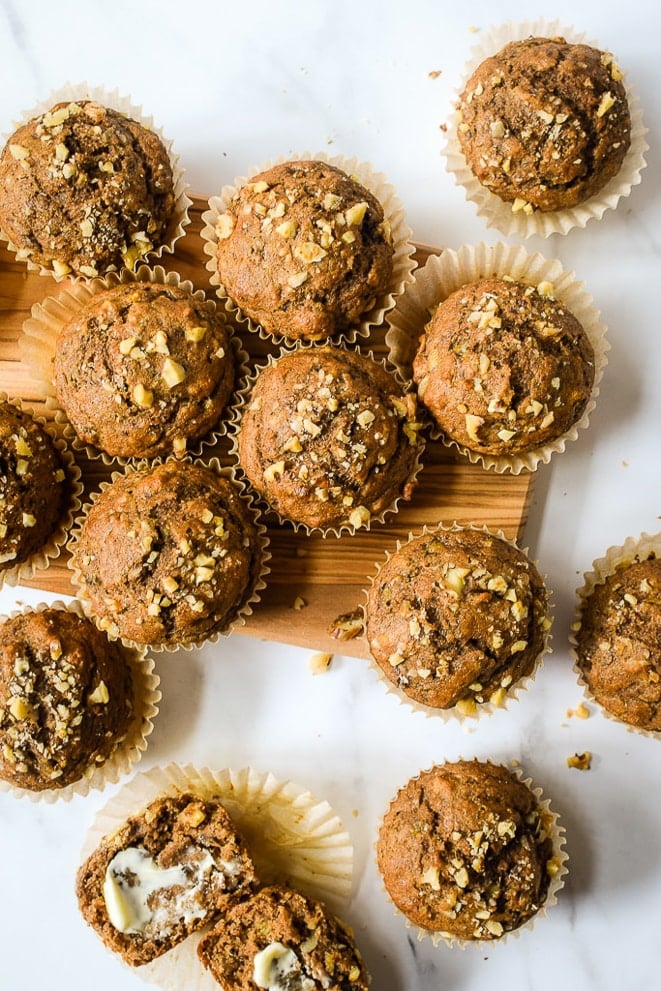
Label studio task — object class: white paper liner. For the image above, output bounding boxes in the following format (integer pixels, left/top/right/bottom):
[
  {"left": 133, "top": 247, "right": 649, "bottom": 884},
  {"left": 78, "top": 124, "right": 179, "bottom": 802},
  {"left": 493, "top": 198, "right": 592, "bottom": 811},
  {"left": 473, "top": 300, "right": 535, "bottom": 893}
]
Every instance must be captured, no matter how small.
[
  {"left": 444, "top": 20, "right": 648, "bottom": 238},
  {"left": 0, "top": 598, "right": 160, "bottom": 802},
  {"left": 79, "top": 763, "right": 354, "bottom": 991},
  {"left": 0, "top": 83, "right": 192, "bottom": 279},
  {"left": 200, "top": 150, "right": 416, "bottom": 345},
  {"left": 569, "top": 531, "right": 661, "bottom": 739},
  {"left": 385, "top": 242, "right": 609, "bottom": 474}
]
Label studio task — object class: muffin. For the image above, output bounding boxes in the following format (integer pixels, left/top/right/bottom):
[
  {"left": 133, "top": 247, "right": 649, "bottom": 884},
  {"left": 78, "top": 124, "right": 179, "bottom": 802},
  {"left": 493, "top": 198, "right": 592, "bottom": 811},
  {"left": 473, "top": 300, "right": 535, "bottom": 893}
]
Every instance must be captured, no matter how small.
[
  {"left": 211, "top": 159, "right": 394, "bottom": 341},
  {"left": 76, "top": 792, "right": 259, "bottom": 966},
  {"left": 365, "top": 526, "right": 550, "bottom": 714},
  {"left": 198, "top": 885, "right": 370, "bottom": 991},
  {"left": 412, "top": 277, "right": 595, "bottom": 459},
  {"left": 0, "top": 607, "right": 134, "bottom": 791},
  {"left": 235, "top": 344, "right": 422, "bottom": 532},
  {"left": 52, "top": 281, "right": 236, "bottom": 460},
  {"left": 0, "top": 99, "right": 176, "bottom": 278},
  {"left": 69, "top": 461, "right": 265, "bottom": 649},
  {"left": 377, "top": 760, "right": 561, "bottom": 941},
  {"left": 455, "top": 36, "right": 631, "bottom": 213}
]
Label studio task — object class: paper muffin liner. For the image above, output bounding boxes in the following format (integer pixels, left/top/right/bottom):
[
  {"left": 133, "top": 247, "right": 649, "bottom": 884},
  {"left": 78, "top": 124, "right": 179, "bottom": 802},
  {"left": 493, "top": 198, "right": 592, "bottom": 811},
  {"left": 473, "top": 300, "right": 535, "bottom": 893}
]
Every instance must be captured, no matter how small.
[
  {"left": 19, "top": 264, "right": 249, "bottom": 466},
  {"left": 0, "top": 598, "right": 160, "bottom": 803},
  {"left": 362, "top": 522, "right": 553, "bottom": 724},
  {"left": 0, "top": 83, "right": 191, "bottom": 280},
  {"left": 67, "top": 457, "right": 271, "bottom": 653},
  {"left": 385, "top": 242, "right": 608, "bottom": 474},
  {"left": 79, "top": 763, "right": 354, "bottom": 991},
  {"left": 0, "top": 392, "right": 83, "bottom": 589},
  {"left": 200, "top": 150, "right": 416, "bottom": 346},
  {"left": 375, "top": 759, "right": 568, "bottom": 950},
  {"left": 569, "top": 531, "right": 661, "bottom": 740},
  {"left": 228, "top": 339, "right": 426, "bottom": 537},
  {"left": 444, "top": 20, "right": 648, "bottom": 238}
]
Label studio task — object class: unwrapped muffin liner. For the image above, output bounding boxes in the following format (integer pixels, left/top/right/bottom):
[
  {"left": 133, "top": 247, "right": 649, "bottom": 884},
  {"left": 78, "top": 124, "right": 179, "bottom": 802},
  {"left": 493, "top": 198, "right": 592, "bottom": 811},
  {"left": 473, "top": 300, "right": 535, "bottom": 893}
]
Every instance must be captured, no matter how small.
[
  {"left": 0, "top": 598, "right": 160, "bottom": 803},
  {"left": 444, "top": 20, "right": 648, "bottom": 238},
  {"left": 386, "top": 242, "right": 608, "bottom": 473},
  {"left": 19, "top": 264, "right": 249, "bottom": 466},
  {"left": 570, "top": 531, "right": 661, "bottom": 740},
  {"left": 201, "top": 150, "right": 417, "bottom": 345},
  {"left": 0, "top": 83, "right": 191, "bottom": 280},
  {"left": 79, "top": 762, "right": 354, "bottom": 991},
  {"left": 0, "top": 392, "right": 83, "bottom": 589}
]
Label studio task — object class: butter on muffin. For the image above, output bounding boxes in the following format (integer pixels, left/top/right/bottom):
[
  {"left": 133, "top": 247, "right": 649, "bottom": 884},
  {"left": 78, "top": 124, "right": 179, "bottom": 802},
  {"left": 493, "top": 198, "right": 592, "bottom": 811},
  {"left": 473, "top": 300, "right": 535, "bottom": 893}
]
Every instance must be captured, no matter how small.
[
  {"left": 198, "top": 885, "right": 370, "bottom": 991},
  {"left": 235, "top": 345, "right": 422, "bottom": 532},
  {"left": 412, "top": 277, "right": 595, "bottom": 460},
  {"left": 456, "top": 36, "right": 631, "bottom": 212},
  {"left": 212, "top": 159, "right": 394, "bottom": 341},
  {"left": 377, "top": 760, "right": 561, "bottom": 941},
  {"left": 53, "top": 282, "right": 236, "bottom": 460},
  {"left": 76, "top": 792, "right": 258, "bottom": 966},
  {"left": 0, "top": 99, "right": 176, "bottom": 278}
]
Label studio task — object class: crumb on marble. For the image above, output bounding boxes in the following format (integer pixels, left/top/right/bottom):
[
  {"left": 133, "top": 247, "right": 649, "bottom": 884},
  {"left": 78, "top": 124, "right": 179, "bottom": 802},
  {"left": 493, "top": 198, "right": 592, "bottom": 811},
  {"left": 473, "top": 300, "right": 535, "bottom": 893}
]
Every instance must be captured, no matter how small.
[
  {"left": 309, "top": 652, "right": 333, "bottom": 675},
  {"left": 567, "top": 751, "right": 592, "bottom": 770}
]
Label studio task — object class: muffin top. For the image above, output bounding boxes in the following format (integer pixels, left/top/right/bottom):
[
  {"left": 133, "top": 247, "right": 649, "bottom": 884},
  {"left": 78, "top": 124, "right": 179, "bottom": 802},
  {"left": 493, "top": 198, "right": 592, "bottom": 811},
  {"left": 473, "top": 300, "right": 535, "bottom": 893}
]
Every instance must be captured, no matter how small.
[
  {"left": 575, "top": 555, "right": 661, "bottom": 731},
  {"left": 376, "top": 760, "right": 556, "bottom": 940},
  {"left": 236, "top": 345, "right": 422, "bottom": 531},
  {"left": 412, "top": 277, "right": 595, "bottom": 457},
  {"left": 0, "top": 100, "right": 175, "bottom": 277},
  {"left": 0, "top": 608, "right": 134, "bottom": 791},
  {"left": 456, "top": 37, "right": 631, "bottom": 212},
  {"left": 213, "top": 159, "right": 394, "bottom": 341},
  {"left": 53, "top": 282, "right": 236, "bottom": 460},
  {"left": 71, "top": 461, "right": 263, "bottom": 648},
  {"left": 0, "top": 401, "right": 67, "bottom": 572},
  {"left": 198, "top": 885, "right": 370, "bottom": 991}
]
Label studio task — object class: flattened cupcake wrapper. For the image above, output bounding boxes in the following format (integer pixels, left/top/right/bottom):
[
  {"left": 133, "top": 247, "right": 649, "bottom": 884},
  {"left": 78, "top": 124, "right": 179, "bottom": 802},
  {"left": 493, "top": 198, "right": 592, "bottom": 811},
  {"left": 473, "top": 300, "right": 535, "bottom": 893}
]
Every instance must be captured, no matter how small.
[
  {"left": 228, "top": 339, "right": 426, "bottom": 537},
  {"left": 0, "top": 598, "right": 160, "bottom": 803},
  {"left": 80, "top": 763, "right": 354, "bottom": 991},
  {"left": 444, "top": 20, "right": 648, "bottom": 238},
  {"left": 0, "top": 392, "right": 83, "bottom": 589},
  {"left": 20, "top": 264, "right": 250, "bottom": 466},
  {"left": 66, "top": 457, "right": 271, "bottom": 653},
  {"left": 363, "top": 522, "right": 552, "bottom": 724},
  {"left": 200, "top": 150, "right": 416, "bottom": 346},
  {"left": 385, "top": 242, "right": 609, "bottom": 474},
  {"left": 570, "top": 531, "right": 661, "bottom": 740},
  {"left": 0, "top": 83, "right": 192, "bottom": 280}
]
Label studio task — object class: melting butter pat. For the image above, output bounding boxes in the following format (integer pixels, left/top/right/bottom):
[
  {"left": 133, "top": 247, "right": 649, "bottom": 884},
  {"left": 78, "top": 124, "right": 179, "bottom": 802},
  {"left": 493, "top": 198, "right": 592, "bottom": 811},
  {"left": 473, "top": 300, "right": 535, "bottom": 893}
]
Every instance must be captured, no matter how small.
[{"left": 253, "top": 942, "right": 315, "bottom": 990}]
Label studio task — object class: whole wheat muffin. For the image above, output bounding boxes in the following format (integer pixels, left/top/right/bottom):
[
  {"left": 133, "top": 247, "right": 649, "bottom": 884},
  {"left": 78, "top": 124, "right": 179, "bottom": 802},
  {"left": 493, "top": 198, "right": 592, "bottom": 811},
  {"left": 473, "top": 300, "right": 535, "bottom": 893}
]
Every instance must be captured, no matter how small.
[
  {"left": 213, "top": 159, "right": 394, "bottom": 340},
  {"left": 53, "top": 282, "right": 236, "bottom": 460},
  {"left": 0, "top": 100, "right": 175, "bottom": 277},
  {"left": 377, "top": 760, "right": 557, "bottom": 940},
  {"left": 456, "top": 36, "right": 631, "bottom": 212}
]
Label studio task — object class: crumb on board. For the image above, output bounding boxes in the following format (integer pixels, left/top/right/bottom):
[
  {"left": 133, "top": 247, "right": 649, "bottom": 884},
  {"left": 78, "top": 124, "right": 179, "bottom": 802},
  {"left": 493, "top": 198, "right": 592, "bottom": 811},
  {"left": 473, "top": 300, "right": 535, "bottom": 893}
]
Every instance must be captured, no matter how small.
[
  {"left": 566, "top": 702, "right": 590, "bottom": 720},
  {"left": 309, "top": 652, "right": 333, "bottom": 675},
  {"left": 567, "top": 751, "right": 592, "bottom": 770},
  {"left": 292, "top": 595, "right": 307, "bottom": 611},
  {"left": 328, "top": 609, "right": 363, "bottom": 641}
]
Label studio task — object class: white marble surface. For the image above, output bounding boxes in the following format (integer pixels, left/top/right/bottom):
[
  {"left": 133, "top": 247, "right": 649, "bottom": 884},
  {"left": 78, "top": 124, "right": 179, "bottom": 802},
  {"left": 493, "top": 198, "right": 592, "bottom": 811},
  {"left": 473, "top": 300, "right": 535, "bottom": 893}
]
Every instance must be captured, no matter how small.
[{"left": 1, "top": 1, "right": 660, "bottom": 988}]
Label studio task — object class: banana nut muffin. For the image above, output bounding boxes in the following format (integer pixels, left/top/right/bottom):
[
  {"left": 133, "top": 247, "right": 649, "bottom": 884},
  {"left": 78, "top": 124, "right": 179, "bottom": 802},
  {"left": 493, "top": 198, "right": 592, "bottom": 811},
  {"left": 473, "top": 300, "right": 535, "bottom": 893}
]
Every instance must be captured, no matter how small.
[
  {"left": 377, "top": 760, "right": 558, "bottom": 940},
  {"left": 365, "top": 527, "right": 549, "bottom": 713},
  {"left": 456, "top": 36, "right": 631, "bottom": 213},
  {"left": 76, "top": 792, "right": 258, "bottom": 966},
  {"left": 53, "top": 282, "right": 236, "bottom": 460},
  {"left": 0, "top": 607, "right": 133, "bottom": 791},
  {"left": 574, "top": 552, "right": 661, "bottom": 731},
  {"left": 236, "top": 345, "right": 422, "bottom": 532},
  {"left": 198, "top": 885, "right": 370, "bottom": 991},
  {"left": 412, "top": 277, "right": 595, "bottom": 458},
  {"left": 70, "top": 461, "right": 264, "bottom": 648},
  {"left": 212, "top": 159, "right": 394, "bottom": 341},
  {"left": 0, "top": 99, "right": 175, "bottom": 278}
]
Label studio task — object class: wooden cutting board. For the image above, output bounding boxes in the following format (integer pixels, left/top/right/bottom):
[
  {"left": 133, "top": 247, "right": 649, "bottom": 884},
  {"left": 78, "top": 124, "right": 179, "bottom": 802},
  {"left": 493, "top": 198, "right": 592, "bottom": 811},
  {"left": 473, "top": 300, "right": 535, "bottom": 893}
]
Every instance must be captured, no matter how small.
[{"left": 0, "top": 195, "right": 535, "bottom": 659}]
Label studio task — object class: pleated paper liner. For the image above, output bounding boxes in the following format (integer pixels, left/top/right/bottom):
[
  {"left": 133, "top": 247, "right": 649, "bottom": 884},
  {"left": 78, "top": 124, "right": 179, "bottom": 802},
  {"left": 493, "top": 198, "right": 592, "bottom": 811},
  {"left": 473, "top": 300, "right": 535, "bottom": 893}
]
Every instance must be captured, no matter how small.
[
  {"left": 200, "top": 150, "right": 417, "bottom": 346},
  {"left": 0, "top": 83, "right": 191, "bottom": 280},
  {"left": 79, "top": 763, "right": 354, "bottom": 991},
  {"left": 443, "top": 20, "right": 648, "bottom": 238},
  {"left": 385, "top": 241, "right": 609, "bottom": 474},
  {"left": 0, "top": 598, "right": 160, "bottom": 803}
]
